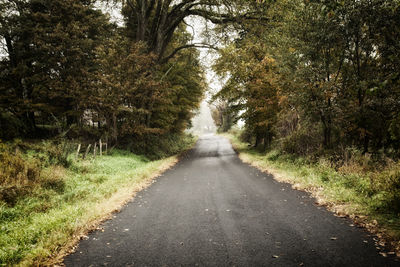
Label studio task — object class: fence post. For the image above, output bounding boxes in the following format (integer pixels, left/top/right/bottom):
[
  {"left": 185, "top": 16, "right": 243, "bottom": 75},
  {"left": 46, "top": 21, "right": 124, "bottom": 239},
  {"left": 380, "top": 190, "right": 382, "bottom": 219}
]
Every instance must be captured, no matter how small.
[
  {"left": 83, "top": 144, "right": 91, "bottom": 159},
  {"left": 94, "top": 142, "right": 97, "bottom": 158},
  {"left": 99, "top": 139, "right": 102, "bottom": 156},
  {"left": 76, "top": 144, "right": 81, "bottom": 159}
]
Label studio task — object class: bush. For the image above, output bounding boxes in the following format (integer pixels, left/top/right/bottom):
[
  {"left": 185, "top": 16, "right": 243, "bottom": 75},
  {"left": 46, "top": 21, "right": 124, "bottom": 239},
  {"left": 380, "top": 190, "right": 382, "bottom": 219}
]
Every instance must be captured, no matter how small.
[
  {"left": 124, "top": 133, "right": 195, "bottom": 160},
  {"left": 239, "top": 128, "right": 254, "bottom": 144},
  {"left": 0, "top": 146, "right": 41, "bottom": 187},
  {"left": 22, "top": 140, "right": 74, "bottom": 168},
  {"left": 0, "top": 112, "right": 26, "bottom": 140},
  {"left": 369, "top": 163, "right": 400, "bottom": 212},
  {"left": 0, "top": 145, "right": 41, "bottom": 205},
  {"left": 279, "top": 126, "right": 321, "bottom": 156},
  {"left": 0, "top": 140, "right": 72, "bottom": 206}
]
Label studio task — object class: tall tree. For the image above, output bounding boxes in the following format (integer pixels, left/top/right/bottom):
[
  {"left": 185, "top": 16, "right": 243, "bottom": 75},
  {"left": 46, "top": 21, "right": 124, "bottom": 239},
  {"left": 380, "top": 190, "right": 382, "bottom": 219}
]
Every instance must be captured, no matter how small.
[
  {"left": 0, "top": 0, "right": 110, "bottom": 137},
  {"left": 118, "top": 0, "right": 269, "bottom": 61}
]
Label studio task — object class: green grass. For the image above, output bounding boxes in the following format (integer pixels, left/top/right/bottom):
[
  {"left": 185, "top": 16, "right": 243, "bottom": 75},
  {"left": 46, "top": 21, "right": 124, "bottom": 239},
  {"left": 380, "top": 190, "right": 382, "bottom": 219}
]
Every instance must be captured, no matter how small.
[
  {"left": 223, "top": 133, "right": 400, "bottom": 254},
  {"left": 0, "top": 149, "right": 182, "bottom": 266}
]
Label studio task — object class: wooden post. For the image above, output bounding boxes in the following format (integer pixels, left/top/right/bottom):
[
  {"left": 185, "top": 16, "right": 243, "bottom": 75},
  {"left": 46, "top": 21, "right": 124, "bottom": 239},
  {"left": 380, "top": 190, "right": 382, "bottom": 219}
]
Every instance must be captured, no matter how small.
[
  {"left": 83, "top": 144, "right": 91, "bottom": 159},
  {"left": 99, "top": 139, "right": 102, "bottom": 156},
  {"left": 94, "top": 142, "right": 97, "bottom": 158},
  {"left": 76, "top": 144, "right": 81, "bottom": 159},
  {"left": 105, "top": 136, "right": 108, "bottom": 154}
]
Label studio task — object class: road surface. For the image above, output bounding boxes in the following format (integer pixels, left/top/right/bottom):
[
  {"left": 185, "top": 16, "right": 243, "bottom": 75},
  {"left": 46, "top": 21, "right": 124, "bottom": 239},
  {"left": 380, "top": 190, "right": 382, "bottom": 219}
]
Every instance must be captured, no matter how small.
[{"left": 64, "top": 135, "right": 398, "bottom": 266}]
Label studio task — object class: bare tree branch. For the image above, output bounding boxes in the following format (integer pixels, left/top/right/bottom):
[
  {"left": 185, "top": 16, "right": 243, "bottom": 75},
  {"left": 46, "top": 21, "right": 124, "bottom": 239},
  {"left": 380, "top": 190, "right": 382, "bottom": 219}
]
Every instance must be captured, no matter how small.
[{"left": 161, "top": 42, "right": 218, "bottom": 63}]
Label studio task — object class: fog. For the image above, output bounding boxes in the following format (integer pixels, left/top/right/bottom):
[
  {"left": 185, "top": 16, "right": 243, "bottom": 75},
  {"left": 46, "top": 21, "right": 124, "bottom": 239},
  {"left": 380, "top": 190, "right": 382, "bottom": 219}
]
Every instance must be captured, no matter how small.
[
  {"left": 185, "top": 16, "right": 225, "bottom": 136},
  {"left": 96, "top": 4, "right": 220, "bottom": 136},
  {"left": 190, "top": 101, "right": 217, "bottom": 135}
]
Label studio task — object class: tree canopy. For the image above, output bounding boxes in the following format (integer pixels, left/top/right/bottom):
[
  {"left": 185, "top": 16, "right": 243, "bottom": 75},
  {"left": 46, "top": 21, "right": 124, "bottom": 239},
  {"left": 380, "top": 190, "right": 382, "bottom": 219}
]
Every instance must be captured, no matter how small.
[
  {"left": 0, "top": 0, "right": 207, "bottom": 154},
  {"left": 211, "top": 0, "right": 400, "bottom": 156},
  {"left": 1, "top": 0, "right": 399, "bottom": 158}
]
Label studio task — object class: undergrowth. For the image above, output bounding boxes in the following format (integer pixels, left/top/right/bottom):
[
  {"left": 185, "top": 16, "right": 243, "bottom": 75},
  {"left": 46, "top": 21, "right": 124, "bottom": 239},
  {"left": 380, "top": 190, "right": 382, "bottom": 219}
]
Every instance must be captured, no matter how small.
[{"left": 124, "top": 133, "right": 196, "bottom": 160}]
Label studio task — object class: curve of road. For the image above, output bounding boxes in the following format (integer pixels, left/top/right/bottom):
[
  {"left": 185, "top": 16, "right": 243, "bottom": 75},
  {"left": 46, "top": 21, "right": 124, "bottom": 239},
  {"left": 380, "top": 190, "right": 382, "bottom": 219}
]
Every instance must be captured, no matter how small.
[{"left": 64, "top": 135, "right": 398, "bottom": 266}]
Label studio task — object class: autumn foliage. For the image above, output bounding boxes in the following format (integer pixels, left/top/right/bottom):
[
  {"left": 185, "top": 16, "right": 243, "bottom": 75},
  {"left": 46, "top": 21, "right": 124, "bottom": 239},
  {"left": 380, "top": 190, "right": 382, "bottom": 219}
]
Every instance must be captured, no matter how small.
[{"left": 212, "top": 0, "right": 400, "bottom": 158}]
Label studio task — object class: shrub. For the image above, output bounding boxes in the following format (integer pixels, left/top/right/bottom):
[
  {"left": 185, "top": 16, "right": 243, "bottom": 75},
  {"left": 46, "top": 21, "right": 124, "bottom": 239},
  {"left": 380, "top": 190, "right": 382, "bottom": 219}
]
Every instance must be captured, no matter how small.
[
  {"left": 0, "top": 147, "right": 41, "bottom": 205},
  {"left": 369, "top": 163, "right": 400, "bottom": 212},
  {"left": 239, "top": 128, "right": 254, "bottom": 144},
  {"left": 124, "top": 133, "right": 195, "bottom": 160},
  {"left": 0, "top": 147, "right": 41, "bottom": 187},
  {"left": 279, "top": 126, "right": 321, "bottom": 156},
  {"left": 0, "top": 140, "right": 71, "bottom": 206}
]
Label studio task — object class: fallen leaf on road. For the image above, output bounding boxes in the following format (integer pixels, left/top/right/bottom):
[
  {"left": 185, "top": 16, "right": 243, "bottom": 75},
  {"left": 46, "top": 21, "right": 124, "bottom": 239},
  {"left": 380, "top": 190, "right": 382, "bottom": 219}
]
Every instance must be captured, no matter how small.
[
  {"left": 379, "top": 252, "right": 387, "bottom": 257},
  {"left": 272, "top": 255, "right": 279, "bottom": 258},
  {"left": 330, "top": 237, "right": 337, "bottom": 240}
]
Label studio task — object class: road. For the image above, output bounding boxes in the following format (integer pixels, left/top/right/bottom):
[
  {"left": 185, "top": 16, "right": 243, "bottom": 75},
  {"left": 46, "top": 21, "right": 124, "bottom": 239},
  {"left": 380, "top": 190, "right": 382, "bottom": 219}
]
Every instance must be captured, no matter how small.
[{"left": 64, "top": 134, "right": 398, "bottom": 266}]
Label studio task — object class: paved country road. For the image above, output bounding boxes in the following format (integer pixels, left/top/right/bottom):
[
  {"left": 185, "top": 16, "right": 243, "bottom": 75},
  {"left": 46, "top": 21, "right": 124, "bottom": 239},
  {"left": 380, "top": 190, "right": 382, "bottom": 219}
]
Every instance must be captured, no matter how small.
[{"left": 64, "top": 135, "right": 398, "bottom": 267}]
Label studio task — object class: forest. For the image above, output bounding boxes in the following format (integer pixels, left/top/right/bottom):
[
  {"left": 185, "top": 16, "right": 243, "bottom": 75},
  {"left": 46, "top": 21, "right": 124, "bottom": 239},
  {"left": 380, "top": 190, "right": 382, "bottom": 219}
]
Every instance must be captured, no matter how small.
[{"left": 0, "top": 0, "right": 400, "bottom": 264}]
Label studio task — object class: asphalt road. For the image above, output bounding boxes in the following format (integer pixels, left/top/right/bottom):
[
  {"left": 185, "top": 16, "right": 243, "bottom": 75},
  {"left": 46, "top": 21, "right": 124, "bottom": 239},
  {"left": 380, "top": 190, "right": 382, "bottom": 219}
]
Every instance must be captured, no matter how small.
[{"left": 64, "top": 134, "right": 398, "bottom": 266}]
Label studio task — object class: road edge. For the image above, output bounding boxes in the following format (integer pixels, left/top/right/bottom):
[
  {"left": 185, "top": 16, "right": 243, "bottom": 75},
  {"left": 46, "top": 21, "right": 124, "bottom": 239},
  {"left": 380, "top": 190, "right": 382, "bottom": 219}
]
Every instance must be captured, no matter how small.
[
  {"left": 221, "top": 133, "right": 400, "bottom": 261},
  {"left": 48, "top": 143, "right": 198, "bottom": 267}
]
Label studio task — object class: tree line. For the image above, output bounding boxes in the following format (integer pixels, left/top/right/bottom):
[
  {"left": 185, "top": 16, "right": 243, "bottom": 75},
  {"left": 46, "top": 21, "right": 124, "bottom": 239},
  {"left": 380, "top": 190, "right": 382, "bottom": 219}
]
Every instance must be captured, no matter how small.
[
  {"left": 212, "top": 0, "right": 400, "bottom": 158},
  {"left": 0, "top": 0, "right": 216, "bottom": 152},
  {"left": 0, "top": 0, "right": 270, "bottom": 155}
]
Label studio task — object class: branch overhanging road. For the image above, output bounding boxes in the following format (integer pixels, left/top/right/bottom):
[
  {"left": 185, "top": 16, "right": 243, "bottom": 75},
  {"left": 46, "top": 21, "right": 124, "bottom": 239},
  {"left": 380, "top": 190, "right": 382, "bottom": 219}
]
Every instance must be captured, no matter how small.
[{"left": 64, "top": 135, "right": 398, "bottom": 266}]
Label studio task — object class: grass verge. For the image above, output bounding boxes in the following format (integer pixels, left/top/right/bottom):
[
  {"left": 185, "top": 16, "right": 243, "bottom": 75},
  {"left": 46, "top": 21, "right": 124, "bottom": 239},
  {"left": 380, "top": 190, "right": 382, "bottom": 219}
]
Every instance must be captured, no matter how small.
[
  {"left": 0, "top": 137, "right": 195, "bottom": 266},
  {"left": 222, "top": 133, "right": 400, "bottom": 258}
]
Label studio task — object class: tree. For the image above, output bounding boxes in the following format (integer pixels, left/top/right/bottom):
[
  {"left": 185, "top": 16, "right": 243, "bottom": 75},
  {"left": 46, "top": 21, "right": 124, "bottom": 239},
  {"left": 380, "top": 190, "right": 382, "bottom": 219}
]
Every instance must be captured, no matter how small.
[
  {"left": 211, "top": 0, "right": 400, "bottom": 155},
  {"left": 0, "top": 0, "right": 110, "bottom": 137},
  {"left": 118, "top": 0, "right": 270, "bottom": 61},
  {"left": 212, "top": 24, "right": 281, "bottom": 148}
]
